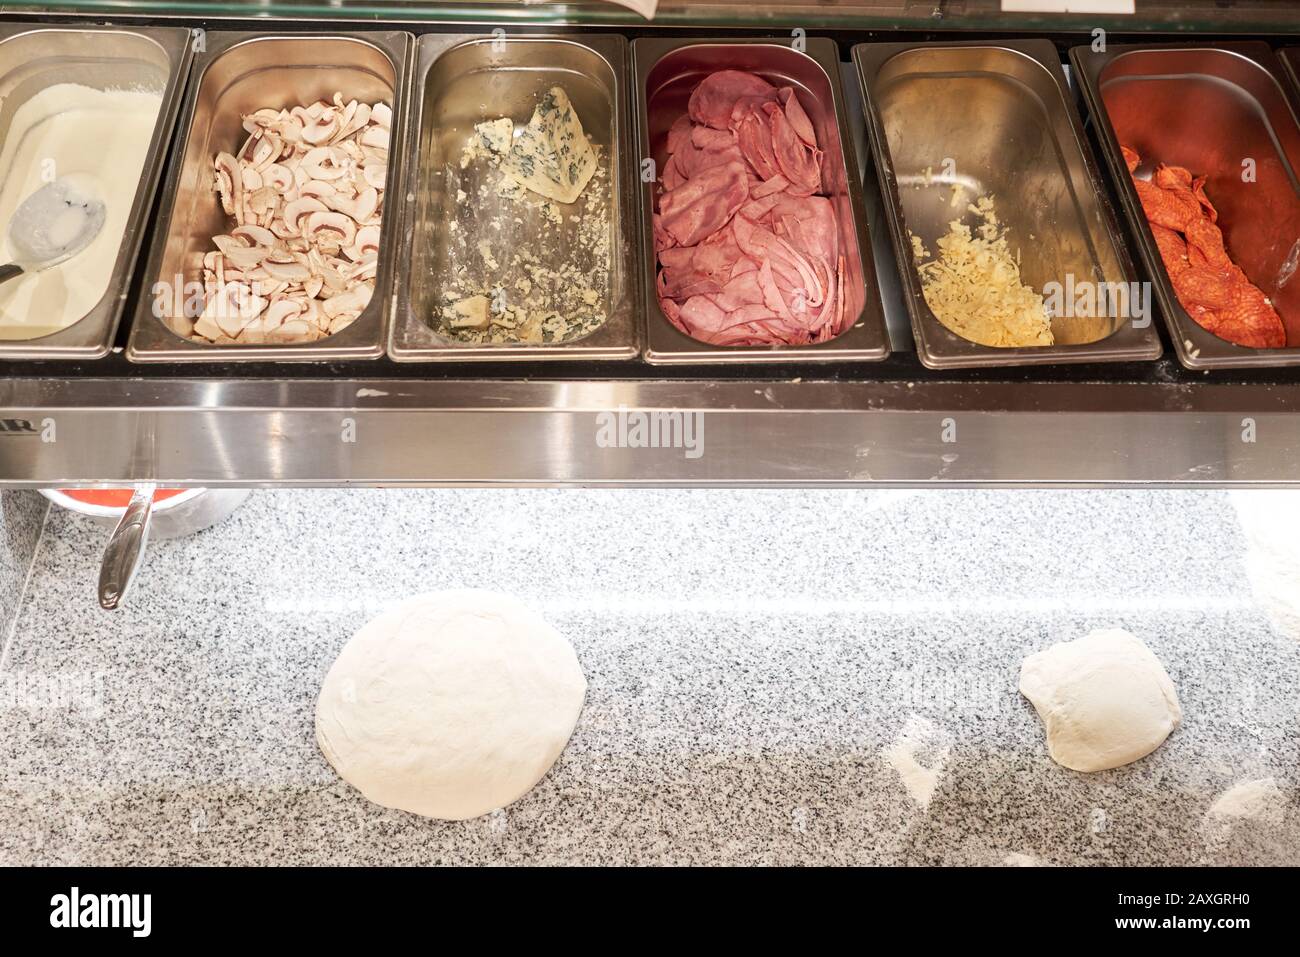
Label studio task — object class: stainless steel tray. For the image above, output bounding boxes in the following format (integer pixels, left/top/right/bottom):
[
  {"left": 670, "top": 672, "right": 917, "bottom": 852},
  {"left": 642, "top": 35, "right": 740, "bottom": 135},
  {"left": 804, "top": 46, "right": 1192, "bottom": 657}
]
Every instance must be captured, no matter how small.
[
  {"left": 855, "top": 39, "right": 1161, "bottom": 369},
  {"left": 633, "top": 37, "right": 888, "bottom": 365},
  {"left": 127, "top": 30, "right": 413, "bottom": 363},
  {"left": 1072, "top": 41, "right": 1300, "bottom": 370},
  {"left": 0, "top": 23, "right": 191, "bottom": 360},
  {"left": 389, "top": 33, "right": 638, "bottom": 362}
]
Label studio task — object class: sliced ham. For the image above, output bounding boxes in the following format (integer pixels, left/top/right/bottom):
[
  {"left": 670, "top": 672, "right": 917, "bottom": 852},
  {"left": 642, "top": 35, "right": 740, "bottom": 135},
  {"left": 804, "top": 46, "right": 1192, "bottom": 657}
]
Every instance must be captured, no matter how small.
[
  {"left": 688, "top": 70, "right": 776, "bottom": 130},
  {"left": 734, "top": 103, "right": 782, "bottom": 180},
  {"left": 658, "top": 160, "right": 750, "bottom": 248},
  {"left": 778, "top": 88, "right": 817, "bottom": 147},
  {"left": 666, "top": 114, "right": 693, "bottom": 155},
  {"left": 655, "top": 68, "right": 848, "bottom": 346},
  {"left": 768, "top": 101, "right": 821, "bottom": 195}
]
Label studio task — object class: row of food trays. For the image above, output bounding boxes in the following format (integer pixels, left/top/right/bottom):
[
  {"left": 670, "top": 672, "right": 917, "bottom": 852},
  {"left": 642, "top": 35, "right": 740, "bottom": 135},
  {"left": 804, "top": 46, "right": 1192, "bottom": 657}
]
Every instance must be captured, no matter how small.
[{"left": 2, "top": 21, "right": 1300, "bottom": 371}]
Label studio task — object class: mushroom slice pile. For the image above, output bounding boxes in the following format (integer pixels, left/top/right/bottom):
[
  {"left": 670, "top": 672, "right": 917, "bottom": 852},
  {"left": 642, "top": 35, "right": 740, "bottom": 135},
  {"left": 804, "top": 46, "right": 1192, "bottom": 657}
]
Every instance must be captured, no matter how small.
[{"left": 193, "top": 93, "right": 390, "bottom": 345}]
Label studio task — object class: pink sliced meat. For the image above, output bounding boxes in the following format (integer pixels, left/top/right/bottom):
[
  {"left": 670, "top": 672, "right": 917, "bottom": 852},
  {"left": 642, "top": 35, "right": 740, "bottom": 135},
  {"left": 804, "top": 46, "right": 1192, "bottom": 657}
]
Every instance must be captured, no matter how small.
[
  {"left": 688, "top": 70, "right": 776, "bottom": 130},
  {"left": 652, "top": 213, "right": 675, "bottom": 252},
  {"left": 708, "top": 270, "right": 766, "bottom": 313},
  {"left": 734, "top": 104, "right": 781, "bottom": 181},
  {"left": 658, "top": 160, "right": 750, "bottom": 248},
  {"left": 768, "top": 101, "right": 821, "bottom": 195},
  {"left": 692, "top": 125, "right": 737, "bottom": 151},
  {"left": 751, "top": 174, "right": 791, "bottom": 199},
  {"left": 655, "top": 68, "right": 849, "bottom": 347},
  {"left": 662, "top": 154, "right": 686, "bottom": 191},
  {"left": 666, "top": 114, "right": 693, "bottom": 156},
  {"left": 657, "top": 225, "right": 745, "bottom": 299},
  {"left": 670, "top": 134, "right": 746, "bottom": 181},
  {"left": 770, "top": 195, "right": 839, "bottom": 329},
  {"left": 778, "top": 88, "right": 817, "bottom": 147}
]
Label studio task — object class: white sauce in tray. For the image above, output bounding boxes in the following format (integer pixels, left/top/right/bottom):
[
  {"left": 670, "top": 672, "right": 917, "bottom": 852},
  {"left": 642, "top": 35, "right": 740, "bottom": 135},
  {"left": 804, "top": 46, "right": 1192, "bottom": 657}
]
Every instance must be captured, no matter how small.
[{"left": 0, "top": 83, "right": 162, "bottom": 340}]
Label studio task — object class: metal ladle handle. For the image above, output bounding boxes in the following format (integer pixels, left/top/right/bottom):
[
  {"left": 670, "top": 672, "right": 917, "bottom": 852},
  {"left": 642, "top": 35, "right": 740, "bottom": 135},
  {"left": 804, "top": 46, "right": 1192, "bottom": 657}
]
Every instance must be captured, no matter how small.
[{"left": 98, "top": 483, "right": 156, "bottom": 610}]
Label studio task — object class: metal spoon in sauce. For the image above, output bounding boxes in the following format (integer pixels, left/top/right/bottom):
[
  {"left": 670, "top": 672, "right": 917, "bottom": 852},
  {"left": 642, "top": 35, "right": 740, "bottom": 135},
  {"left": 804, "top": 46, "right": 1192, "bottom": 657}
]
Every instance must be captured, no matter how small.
[{"left": 0, "top": 176, "right": 106, "bottom": 285}]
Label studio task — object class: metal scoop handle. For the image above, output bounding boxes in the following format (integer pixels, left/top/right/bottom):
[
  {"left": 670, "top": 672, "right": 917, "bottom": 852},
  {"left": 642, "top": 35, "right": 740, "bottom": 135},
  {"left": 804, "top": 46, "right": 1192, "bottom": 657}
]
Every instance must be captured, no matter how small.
[
  {"left": 98, "top": 483, "right": 156, "bottom": 610},
  {"left": 0, "top": 263, "right": 22, "bottom": 285}
]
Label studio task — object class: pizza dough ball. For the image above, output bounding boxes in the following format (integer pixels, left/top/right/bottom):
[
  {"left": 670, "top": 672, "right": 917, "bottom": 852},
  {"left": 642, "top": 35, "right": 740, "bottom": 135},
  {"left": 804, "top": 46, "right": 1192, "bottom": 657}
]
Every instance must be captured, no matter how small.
[
  {"left": 316, "top": 590, "right": 586, "bottom": 820},
  {"left": 1019, "top": 628, "right": 1181, "bottom": 773}
]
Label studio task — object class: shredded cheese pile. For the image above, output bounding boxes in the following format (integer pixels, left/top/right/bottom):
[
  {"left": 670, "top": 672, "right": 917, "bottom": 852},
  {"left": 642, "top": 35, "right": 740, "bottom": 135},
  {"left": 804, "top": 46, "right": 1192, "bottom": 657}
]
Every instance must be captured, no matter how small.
[{"left": 910, "top": 196, "right": 1054, "bottom": 348}]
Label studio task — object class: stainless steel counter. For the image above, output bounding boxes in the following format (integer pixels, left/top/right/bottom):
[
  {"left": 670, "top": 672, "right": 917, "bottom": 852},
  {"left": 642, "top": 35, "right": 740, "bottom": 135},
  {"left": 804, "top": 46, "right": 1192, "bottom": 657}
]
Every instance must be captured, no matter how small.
[
  {"left": 1, "top": 15, "right": 1299, "bottom": 487},
  {"left": 1, "top": 375, "right": 1298, "bottom": 486}
]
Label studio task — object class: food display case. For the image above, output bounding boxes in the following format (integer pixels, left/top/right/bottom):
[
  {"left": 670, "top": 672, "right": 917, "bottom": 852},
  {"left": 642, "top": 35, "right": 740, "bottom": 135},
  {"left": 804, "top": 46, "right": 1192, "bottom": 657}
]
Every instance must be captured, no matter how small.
[{"left": 2, "top": 0, "right": 1300, "bottom": 486}]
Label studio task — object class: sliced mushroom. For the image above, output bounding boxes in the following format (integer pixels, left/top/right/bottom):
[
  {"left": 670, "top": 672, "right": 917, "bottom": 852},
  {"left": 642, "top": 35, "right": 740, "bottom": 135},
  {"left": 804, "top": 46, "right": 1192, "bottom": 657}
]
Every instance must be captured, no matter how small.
[
  {"left": 222, "top": 244, "right": 271, "bottom": 271},
  {"left": 214, "top": 152, "right": 242, "bottom": 218},
  {"left": 283, "top": 197, "right": 328, "bottom": 235},
  {"left": 196, "top": 91, "right": 389, "bottom": 345},
  {"left": 337, "top": 102, "right": 370, "bottom": 142},
  {"left": 322, "top": 283, "right": 373, "bottom": 319},
  {"left": 300, "top": 180, "right": 338, "bottom": 201},
  {"left": 345, "top": 259, "right": 379, "bottom": 282},
  {"left": 329, "top": 186, "right": 378, "bottom": 224},
  {"left": 359, "top": 125, "right": 389, "bottom": 151},
  {"left": 243, "top": 108, "right": 281, "bottom": 134},
  {"left": 362, "top": 163, "right": 387, "bottom": 191},
  {"left": 344, "top": 224, "right": 382, "bottom": 263},
  {"left": 262, "top": 163, "right": 294, "bottom": 193},
  {"left": 270, "top": 318, "right": 315, "bottom": 343},
  {"left": 301, "top": 146, "right": 349, "bottom": 181},
  {"left": 302, "top": 108, "right": 339, "bottom": 146},
  {"left": 262, "top": 259, "right": 313, "bottom": 283},
  {"left": 277, "top": 114, "right": 304, "bottom": 145},
  {"left": 263, "top": 298, "right": 305, "bottom": 329},
  {"left": 231, "top": 224, "right": 277, "bottom": 247},
  {"left": 304, "top": 211, "right": 357, "bottom": 249}
]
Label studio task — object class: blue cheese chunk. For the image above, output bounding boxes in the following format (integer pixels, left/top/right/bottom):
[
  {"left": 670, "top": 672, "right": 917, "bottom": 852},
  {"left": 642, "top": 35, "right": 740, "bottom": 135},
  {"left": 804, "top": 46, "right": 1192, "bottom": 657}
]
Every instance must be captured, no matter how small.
[
  {"left": 475, "top": 117, "right": 514, "bottom": 156},
  {"left": 501, "top": 87, "right": 597, "bottom": 204}
]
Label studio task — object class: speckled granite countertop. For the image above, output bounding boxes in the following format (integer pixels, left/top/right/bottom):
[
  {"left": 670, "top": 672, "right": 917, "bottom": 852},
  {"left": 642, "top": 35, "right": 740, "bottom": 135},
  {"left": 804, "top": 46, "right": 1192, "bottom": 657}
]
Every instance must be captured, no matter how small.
[{"left": 0, "top": 488, "right": 1296, "bottom": 866}]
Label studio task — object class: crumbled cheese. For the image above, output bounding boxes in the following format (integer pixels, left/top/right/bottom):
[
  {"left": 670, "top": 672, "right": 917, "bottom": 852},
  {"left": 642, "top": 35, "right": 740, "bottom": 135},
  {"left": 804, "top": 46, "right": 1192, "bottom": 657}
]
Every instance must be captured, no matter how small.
[
  {"left": 432, "top": 87, "right": 611, "bottom": 347},
  {"left": 445, "top": 295, "right": 490, "bottom": 329},
  {"left": 476, "top": 117, "right": 513, "bottom": 155},
  {"left": 460, "top": 117, "right": 513, "bottom": 169},
  {"left": 910, "top": 195, "right": 1054, "bottom": 348}
]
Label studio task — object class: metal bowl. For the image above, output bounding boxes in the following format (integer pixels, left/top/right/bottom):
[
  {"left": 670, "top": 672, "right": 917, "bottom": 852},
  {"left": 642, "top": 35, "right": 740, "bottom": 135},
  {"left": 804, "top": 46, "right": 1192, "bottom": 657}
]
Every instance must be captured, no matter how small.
[{"left": 40, "top": 487, "right": 250, "bottom": 540}]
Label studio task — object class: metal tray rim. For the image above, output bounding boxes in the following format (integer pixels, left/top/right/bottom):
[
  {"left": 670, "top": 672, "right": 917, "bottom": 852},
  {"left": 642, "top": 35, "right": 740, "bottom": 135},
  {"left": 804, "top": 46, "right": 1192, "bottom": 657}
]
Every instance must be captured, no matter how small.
[
  {"left": 0, "top": 22, "right": 193, "bottom": 361},
  {"left": 633, "top": 35, "right": 890, "bottom": 366},
  {"left": 1070, "top": 39, "right": 1300, "bottom": 370},
  {"left": 387, "top": 32, "right": 641, "bottom": 363},
  {"left": 125, "top": 29, "right": 415, "bottom": 364},
  {"left": 854, "top": 37, "right": 1163, "bottom": 370}
]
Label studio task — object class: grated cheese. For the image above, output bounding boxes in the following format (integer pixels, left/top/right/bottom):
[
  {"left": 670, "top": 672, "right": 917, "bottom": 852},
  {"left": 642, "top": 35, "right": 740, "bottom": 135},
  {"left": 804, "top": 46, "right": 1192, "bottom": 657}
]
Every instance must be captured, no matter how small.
[{"left": 910, "top": 195, "right": 1054, "bottom": 348}]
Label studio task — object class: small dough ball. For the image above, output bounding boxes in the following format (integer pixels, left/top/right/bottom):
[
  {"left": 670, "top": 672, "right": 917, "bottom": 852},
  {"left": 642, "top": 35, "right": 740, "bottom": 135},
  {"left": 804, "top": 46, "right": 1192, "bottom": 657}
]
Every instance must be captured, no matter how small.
[
  {"left": 1019, "top": 628, "right": 1181, "bottom": 773},
  {"left": 316, "top": 590, "right": 586, "bottom": 820}
]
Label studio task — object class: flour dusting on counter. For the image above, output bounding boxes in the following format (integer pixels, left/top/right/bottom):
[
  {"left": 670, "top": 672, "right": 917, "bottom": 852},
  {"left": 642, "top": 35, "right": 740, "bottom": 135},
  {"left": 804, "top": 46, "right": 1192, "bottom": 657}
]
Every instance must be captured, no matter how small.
[{"left": 883, "top": 715, "right": 951, "bottom": 811}]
